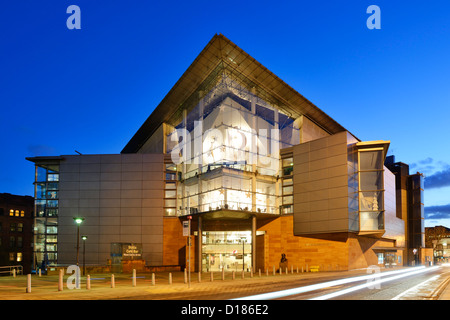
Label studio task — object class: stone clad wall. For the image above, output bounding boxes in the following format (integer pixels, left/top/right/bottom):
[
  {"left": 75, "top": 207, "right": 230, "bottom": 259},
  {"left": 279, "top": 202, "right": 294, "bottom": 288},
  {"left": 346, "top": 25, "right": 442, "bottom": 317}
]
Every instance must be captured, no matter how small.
[{"left": 57, "top": 153, "right": 164, "bottom": 266}]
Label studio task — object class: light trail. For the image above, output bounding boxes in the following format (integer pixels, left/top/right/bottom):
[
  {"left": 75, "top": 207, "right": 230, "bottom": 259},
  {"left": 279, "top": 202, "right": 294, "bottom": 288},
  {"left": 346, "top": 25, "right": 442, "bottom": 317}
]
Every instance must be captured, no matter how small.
[
  {"left": 232, "top": 266, "right": 438, "bottom": 300},
  {"left": 310, "top": 266, "right": 440, "bottom": 300}
]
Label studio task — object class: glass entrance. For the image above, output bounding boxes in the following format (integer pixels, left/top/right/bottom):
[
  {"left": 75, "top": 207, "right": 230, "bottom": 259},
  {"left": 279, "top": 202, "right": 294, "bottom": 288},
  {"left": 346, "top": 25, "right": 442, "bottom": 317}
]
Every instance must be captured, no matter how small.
[{"left": 202, "top": 231, "right": 252, "bottom": 272}]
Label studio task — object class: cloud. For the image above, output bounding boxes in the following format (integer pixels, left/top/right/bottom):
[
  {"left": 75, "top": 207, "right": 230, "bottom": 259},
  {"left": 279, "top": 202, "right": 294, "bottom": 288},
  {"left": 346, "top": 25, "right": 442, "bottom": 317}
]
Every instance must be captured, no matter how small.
[
  {"left": 424, "top": 167, "right": 450, "bottom": 189},
  {"left": 419, "top": 157, "right": 433, "bottom": 165},
  {"left": 425, "top": 204, "right": 450, "bottom": 220}
]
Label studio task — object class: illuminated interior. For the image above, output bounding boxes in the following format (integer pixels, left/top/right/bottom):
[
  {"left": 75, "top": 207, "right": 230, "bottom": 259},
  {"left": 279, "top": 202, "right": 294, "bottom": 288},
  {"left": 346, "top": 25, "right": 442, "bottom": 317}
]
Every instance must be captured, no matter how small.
[
  {"left": 165, "top": 75, "right": 300, "bottom": 217},
  {"left": 357, "top": 143, "right": 388, "bottom": 232},
  {"left": 202, "top": 231, "right": 252, "bottom": 272}
]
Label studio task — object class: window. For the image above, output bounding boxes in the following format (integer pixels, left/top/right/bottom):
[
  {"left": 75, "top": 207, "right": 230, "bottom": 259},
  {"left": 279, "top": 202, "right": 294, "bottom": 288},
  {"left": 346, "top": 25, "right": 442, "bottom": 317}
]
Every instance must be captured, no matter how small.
[
  {"left": 9, "top": 236, "right": 15, "bottom": 248},
  {"left": 17, "top": 237, "right": 23, "bottom": 248},
  {"left": 20, "top": 211, "right": 25, "bottom": 217},
  {"left": 16, "top": 252, "right": 22, "bottom": 262},
  {"left": 10, "top": 223, "right": 16, "bottom": 232},
  {"left": 358, "top": 147, "right": 386, "bottom": 232},
  {"left": 18, "top": 223, "right": 23, "bottom": 232},
  {"left": 9, "top": 253, "right": 15, "bottom": 261},
  {"left": 377, "top": 253, "right": 384, "bottom": 264},
  {"left": 164, "top": 161, "right": 178, "bottom": 216},
  {"left": 15, "top": 210, "right": 19, "bottom": 217},
  {"left": 9, "top": 209, "right": 14, "bottom": 216}
]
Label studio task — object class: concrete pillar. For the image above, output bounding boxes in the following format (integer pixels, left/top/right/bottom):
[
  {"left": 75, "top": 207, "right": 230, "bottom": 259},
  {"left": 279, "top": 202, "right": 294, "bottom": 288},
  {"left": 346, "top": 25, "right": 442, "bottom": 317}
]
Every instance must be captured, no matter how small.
[
  {"left": 58, "top": 269, "right": 63, "bottom": 291},
  {"left": 26, "top": 274, "right": 31, "bottom": 293},
  {"left": 252, "top": 215, "right": 256, "bottom": 271},
  {"left": 198, "top": 215, "right": 202, "bottom": 272}
]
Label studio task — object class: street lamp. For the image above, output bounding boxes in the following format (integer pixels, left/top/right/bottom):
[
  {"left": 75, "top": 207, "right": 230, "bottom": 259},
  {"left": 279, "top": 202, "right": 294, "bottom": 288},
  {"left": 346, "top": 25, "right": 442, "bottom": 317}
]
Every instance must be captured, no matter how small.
[
  {"left": 81, "top": 235, "right": 88, "bottom": 276},
  {"left": 241, "top": 237, "right": 246, "bottom": 272},
  {"left": 73, "top": 217, "right": 85, "bottom": 267}
]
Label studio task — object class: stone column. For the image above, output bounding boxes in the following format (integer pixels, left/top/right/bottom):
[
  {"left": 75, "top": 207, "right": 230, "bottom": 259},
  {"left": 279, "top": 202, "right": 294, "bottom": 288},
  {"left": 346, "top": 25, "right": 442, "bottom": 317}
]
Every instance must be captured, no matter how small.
[
  {"left": 252, "top": 215, "right": 257, "bottom": 271},
  {"left": 197, "top": 215, "right": 203, "bottom": 272}
]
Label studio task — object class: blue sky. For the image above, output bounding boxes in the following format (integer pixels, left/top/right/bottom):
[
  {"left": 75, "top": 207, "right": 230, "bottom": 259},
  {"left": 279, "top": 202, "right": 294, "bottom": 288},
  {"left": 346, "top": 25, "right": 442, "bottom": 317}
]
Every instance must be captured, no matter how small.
[{"left": 1, "top": 1, "right": 449, "bottom": 227}]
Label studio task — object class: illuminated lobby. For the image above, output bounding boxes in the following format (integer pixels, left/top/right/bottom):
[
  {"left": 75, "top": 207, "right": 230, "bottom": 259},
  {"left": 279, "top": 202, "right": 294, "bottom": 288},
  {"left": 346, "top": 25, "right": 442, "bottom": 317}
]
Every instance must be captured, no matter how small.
[{"left": 27, "top": 34, "right": 426, "bottom": 273}]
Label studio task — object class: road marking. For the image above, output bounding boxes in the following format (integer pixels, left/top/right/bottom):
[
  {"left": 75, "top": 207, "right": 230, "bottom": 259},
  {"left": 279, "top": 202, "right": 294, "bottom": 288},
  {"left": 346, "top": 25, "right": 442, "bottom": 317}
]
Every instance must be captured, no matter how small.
[
  {"left": 391, "top": 275, "right": 440, "bottom": 300},
  {"left": 232, "top": 266, "right": 437, "bottom": 300},
  {"left": 310, "top": 266, "right": 440, "bottom": 300}
]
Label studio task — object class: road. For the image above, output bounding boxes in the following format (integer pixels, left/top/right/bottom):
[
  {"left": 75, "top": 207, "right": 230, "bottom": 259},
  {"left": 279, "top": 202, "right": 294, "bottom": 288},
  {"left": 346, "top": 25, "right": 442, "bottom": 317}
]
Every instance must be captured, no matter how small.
[{"left": 234, "top": 265, "right": 450, "bottom": 300}]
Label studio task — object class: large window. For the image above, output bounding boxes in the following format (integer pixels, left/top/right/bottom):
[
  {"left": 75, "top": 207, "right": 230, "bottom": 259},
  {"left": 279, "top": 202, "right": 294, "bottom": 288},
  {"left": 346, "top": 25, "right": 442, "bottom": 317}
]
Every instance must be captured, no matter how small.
[
  {"left": 202, "top": 231, "right": 252, "bottom": 272},
  {"left": 358, "top": 149, "right": 385, "bottom": 231},
  {"left": 33, "top": 163, "right": 60, "bottom": 268},
  {"left": 166, "top": 76, "right": 299, "bottom": 217}
]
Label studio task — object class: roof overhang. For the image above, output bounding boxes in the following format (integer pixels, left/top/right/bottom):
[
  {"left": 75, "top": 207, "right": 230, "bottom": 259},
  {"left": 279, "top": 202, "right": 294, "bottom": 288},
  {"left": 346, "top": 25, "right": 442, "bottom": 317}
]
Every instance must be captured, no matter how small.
[{"left": 122, "top": 34, "right": 351, "bottom": 153}]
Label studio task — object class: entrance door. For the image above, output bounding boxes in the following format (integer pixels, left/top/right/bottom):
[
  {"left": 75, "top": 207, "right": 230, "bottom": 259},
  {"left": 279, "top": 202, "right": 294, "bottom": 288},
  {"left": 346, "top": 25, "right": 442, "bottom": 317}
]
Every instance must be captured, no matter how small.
[{"left": 202, "top": 231, "right": 252, "bottom": 272}]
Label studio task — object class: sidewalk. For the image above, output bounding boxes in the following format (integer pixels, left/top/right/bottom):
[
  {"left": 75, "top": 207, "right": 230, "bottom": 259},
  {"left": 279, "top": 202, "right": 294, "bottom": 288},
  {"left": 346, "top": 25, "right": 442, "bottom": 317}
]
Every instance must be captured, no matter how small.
[{"left": 437, "top": 274, "right": 450, "bottom": 300}]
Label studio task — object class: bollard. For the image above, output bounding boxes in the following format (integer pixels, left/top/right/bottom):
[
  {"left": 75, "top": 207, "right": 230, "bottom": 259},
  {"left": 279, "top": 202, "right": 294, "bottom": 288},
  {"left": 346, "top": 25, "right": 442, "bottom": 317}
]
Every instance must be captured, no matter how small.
[
  {"left": 210, "top": 271, "right": 213, "bottom": 282},
  {"left": 297, "top": 266, "right": 299, "bottom": 274},
  {"left": 58, "top": 269, "right": 63, "bottom": 291},
  {"left": 232, "top": 271, "right": 235, "bottom": 280},
  {"left": 273, "top": 266, "right": 275, "bottom": 276},
  {"left": 111, "top": 274, "right": 115, "bottom": 288},
  {"left": 151, "top": 273, "right": 155, "bottom": 286},
  {"left": 222, "top": 268, "right": 225, "bottom": 281},
  {"left": 291, "top": 265, "right": 294, "bottom": 274},
  {"left": 184, "top": 268, "right": 187, "bottom": 284},
  {"left": 302, "top": 266, "right": 304, "bottom": 273},
  {"left": 12, "top": 269, "right": 16, "bottom": 278},
  {"left": 198, "top": 272, "right": 201, "bottom": 283},
  {"left": 38, "top": 269, "right": 41, "bottom": 277},
  {"left": 26, "top": 274, "right": 31, "bottom": 293},
  {"left": 250, "top": 268, "right": 253, "bottom": 278},
  {"left": 132, "top": 269, "right": 136, "bottom": 287},
  {"left": 286, "top": 267, "right": 288, "bottom": 275},
  {"left": 169, "top": 273, "right": 172, "bottom": 285},
  {"left": 266, "top": 268, "right": 269, "bottom": 277},
  {"left": 259, "top": 269, "right": 261, "bottom": 277},
  {"left": 86, "top": 275, "right": 91, "bottom": 290}
]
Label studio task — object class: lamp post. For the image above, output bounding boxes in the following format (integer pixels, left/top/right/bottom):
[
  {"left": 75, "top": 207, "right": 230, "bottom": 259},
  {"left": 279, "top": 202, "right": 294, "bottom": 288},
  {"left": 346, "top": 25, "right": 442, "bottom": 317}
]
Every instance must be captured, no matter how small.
[
  {"left": 241, "top": 237, "right": 246, "bottom": 272},
  {"left": 73, "top": 217, "right": 84, "bottom": 267},
  {"left": 81, "top": 235, "right": 87, "bottom": 275}
]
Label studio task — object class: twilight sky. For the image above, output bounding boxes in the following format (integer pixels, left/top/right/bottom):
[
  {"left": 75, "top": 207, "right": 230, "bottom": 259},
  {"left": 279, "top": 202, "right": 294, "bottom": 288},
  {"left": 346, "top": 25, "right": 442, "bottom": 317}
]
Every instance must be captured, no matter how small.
[{"left": 1, "top": 1, "right": 449, "bottom": 227}]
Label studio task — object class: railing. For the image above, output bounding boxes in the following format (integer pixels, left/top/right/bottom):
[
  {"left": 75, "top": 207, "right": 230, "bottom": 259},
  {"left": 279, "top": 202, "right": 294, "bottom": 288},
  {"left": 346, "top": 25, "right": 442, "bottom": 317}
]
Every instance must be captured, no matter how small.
[
  {"left": 178, "top": 200, "right": 278, "bottom": 216},
  {"left": 0, "top": 265, "right": 23, "bottom": 276}
]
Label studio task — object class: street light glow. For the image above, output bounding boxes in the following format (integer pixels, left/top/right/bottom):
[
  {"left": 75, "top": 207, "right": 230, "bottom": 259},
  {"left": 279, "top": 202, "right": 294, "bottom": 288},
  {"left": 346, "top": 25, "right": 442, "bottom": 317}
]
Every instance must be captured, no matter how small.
[{"left": 74, "top": 217, "right": 84, "bottom": 224}]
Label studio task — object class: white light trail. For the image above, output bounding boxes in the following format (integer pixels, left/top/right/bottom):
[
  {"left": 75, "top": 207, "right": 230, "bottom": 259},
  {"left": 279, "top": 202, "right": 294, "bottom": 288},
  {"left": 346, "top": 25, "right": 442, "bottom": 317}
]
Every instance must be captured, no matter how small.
[
  {"left": 310, "top": 266, "right": 440, "bottom": 300},
  {"left": 232, "top": 266, "right": 438, "bottom": 300}
]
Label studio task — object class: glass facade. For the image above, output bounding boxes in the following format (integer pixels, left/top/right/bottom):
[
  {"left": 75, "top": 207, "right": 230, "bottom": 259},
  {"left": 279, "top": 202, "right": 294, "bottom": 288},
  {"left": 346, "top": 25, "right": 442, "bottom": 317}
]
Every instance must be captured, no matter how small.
[
  {"left": 33, "top": 163, "right": 59, "bottom": 269},
  {"left": 358, "top": 149, "right": 385, "bottom": 232},
  {"left": 165, "top": 75, "right": 299, "bottom": 217},
  {"left": 202, "top": 231, "right": 252, "bottom": 272}
]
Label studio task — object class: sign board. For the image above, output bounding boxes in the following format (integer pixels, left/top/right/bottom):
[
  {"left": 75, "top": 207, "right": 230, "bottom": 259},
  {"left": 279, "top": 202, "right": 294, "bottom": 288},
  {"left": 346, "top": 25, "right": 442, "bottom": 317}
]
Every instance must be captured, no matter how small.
[
  {"left": 183, "top": 221, "right": 189, "bottom": 237},
  {"left": 122, "top": 243, "right": 142, "bottom": 260}
]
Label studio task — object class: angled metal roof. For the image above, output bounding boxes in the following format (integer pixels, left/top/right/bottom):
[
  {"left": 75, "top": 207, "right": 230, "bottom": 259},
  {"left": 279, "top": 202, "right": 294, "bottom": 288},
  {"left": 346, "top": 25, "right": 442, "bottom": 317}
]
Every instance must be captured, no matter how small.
[{"left": 122, "top": 34, "right": 350, "bottom": 153}]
